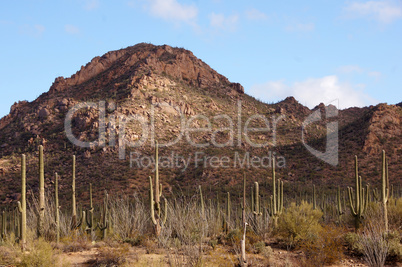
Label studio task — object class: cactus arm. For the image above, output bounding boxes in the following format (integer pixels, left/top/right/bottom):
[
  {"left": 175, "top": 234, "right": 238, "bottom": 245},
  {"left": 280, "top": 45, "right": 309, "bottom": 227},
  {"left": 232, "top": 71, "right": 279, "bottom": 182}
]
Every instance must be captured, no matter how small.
[{"left": 348, "top": 187, "right": 357, "bottom": 216}]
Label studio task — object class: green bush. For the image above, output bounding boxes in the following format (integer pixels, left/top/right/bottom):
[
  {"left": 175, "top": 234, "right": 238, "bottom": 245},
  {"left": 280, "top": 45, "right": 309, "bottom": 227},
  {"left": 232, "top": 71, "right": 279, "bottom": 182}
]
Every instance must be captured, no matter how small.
[
  {"left": 388, "top": 197, "right": 402, "bottom": 230},
  {"left": 385, "top": 231, "right": 402, "bottom": 263},
  {"left": 276, "top": 201, "right": 323, "bottom": 247},
  {"left": 19, "top": 238, "right": 66, "bottom": 267},
  {"left": 344, "top": 232, "right": 363, "bottom": 254},
  {"left": 299, "top": 224, "right": 345, "bottom": 266}
]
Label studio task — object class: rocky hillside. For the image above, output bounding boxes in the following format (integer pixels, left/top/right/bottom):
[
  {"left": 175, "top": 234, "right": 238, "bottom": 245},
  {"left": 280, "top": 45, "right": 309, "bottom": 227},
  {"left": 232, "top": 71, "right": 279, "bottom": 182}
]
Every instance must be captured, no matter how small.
[{"left": 0, "top": 43, "right": 400, "bottom": 205}]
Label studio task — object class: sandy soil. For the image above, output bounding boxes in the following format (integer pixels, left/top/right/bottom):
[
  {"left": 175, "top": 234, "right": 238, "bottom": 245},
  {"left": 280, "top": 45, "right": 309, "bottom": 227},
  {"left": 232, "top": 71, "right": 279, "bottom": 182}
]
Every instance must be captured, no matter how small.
[{"left": 59, "top": 245, "right": 387, "bottom": 267}]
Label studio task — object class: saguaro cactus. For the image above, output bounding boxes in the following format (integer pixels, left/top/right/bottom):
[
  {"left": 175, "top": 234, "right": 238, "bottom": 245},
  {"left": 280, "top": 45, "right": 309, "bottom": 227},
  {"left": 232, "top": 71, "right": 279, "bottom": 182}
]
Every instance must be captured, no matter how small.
[
  {"left": 17, "top": 154, "right": 27, "bottom": 250},
  {"left": 253, "top": 182, "right": 262, "bottom": 221},
  {"left": 268, "top": 157, "right": 283, "bottom": 228},
  {"left": 347, "top": 155, "right": 369, "bottom": 230},
  {"left": 241, "top": 173, "right": 247, "bottom": 266},
  {"left": 313, "top": 185, "right": 317, "bottom": 210},
  {"left": 336, "top": 186, "right": 344, "bottom": 222},
  {"left": 199, "top": 185, "right": 205, "bottom": 218},
  {"left": 71, "top": 155, "right": 77, "bottom": 229},
  {"left": 1, "top": 210, "right": 6, "bottom": 241},
  {"left": 149, "top": 141, "right": 167, "bottom": 236},
  {"left": 38, "top": 145, "right": 45, "bottom": 237},
  {"left": 381, "top": 150, "right": 390, "bottom": 232},
  {"left": 97, "top": 190, "right": 109, "bottom": 240},
  {"left": 86, "top": 183, "right": 95, "bottom": 240},
  {"left": 225, "top": 192, "right": 231, "bottom": 232},
  {"left": 55, "top": 172, "right": 60, "bottom": 244}
]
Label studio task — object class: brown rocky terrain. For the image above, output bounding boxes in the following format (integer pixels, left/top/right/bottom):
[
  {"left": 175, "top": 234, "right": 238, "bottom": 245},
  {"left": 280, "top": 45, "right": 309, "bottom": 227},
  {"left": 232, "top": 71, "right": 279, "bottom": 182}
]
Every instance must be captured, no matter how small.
[{"left": 0, "top": 43, "right": 400, "bottom": 206}]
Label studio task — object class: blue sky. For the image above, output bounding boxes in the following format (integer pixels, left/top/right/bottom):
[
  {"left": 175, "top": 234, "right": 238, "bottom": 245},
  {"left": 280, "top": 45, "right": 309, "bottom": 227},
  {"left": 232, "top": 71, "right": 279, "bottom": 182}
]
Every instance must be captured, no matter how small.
[{"left": 1, "top": 0, "right": 401, "bottom": 118}]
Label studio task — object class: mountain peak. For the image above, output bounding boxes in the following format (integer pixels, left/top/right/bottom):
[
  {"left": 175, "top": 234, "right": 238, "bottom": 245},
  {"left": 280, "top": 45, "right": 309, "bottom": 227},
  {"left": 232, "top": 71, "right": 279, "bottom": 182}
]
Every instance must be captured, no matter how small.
[{"left": 49, "top": 43, "right": 244, "bottom": 97}]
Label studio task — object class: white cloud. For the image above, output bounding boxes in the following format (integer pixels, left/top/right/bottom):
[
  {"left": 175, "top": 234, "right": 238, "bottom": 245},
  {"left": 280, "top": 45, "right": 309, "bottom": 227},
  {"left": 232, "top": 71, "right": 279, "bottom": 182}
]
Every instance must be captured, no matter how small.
[
  {"left": 249, "top": 75, "right": 377, "bottom": 109},
  {"left": 336, "top": 65, "right": 382, "bottom": 80},
  {"left": 19, "top": 24, "right": 45, "bottom": 38},
  {"left": 337, "top": 65, "right": 363, "bottom": 74},
  {"left": 65, "top": 24, "right": 80, "bottom": 35},
  {"left": 83, "top": 0, "right": 99, "bottom": 10},
  {"left": 148, "top": 0, "right": 198, "bottom": 23},
  {"left": 34, "top": 24, "right": 45, "bottom": 35},
  {"left": 368, "top": 71, "right": 382, "bottom": 80},
  {"left": 285, "top": 22, "right": 315, "bottom": 32},
  {"left": 344, "top": 0, "right": 402, "bottom": 24},
  {"left": 246, "top": 8, "right": 268, "bottom": 21},
  {"left": 209, "top": 12, "right": 239, "bottom": 31}
]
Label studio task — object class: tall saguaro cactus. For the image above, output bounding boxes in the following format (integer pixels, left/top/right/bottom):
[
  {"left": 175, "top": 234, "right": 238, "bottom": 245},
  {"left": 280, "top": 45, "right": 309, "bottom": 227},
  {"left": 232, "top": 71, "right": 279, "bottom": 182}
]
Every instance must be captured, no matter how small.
[
  {"left": 55, "top": 173, "right": 60, "bottom": 244},
  {"left": 313, "top": 185, "right": 317, "bottom": 210},
  {"left": 225, "top": 192, "right": 231, "bottom": 232},
  {"left": 86, "top": 183, "right": 95, "bottom": 240},
  {"left": 381, "top": 150, "right": 390, "bottom": 232},
  {"left": 348, "top": 155, "right": 369, "bottom": 230},
  {"left": 241, "top": 173, "right": 247, "bottom": 266},
  {"left": 71, "top": 155, "right": 77, "bottom": 229},
  {"left": 17, "top": 154, "right": 27, "bottom": 251},
  {"left": 253, "top": 182, "right": 262, "bottom": 220},
  {"left": 268, "top": 157, "right": 283, "bottom": 228},
  {"left": 149, "top": 141, "right": 167, "bottom": 236},
  {"left": 199, "top": 185, "right": 205, "bottom": 218},
  {"left": 98, "top": 190, "right": 109, "bottom": 240},
  {"left": 38, "top": 145, "right": 45, "bottom": 238}
]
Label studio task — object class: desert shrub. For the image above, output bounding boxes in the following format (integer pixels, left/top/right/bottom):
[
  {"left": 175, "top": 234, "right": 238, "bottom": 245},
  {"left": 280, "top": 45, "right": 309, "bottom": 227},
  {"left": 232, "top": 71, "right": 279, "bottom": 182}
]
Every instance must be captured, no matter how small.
[
  {"left": 86, "top": 244, "right": 130, "bottom": 267},
  {"left": 254, "top": 241, "right": 272, "bottom": 259},
  {"left": 299, "top": 224, "right": 345, "bottom": 266},
  {"left": 344, "top": 232, "right": 363, "bottom": 254},
  {"left": 276, "top": 201, "right": 323, "bottom": 247},
  {"left": 0, "top": 245, "right": 16, "bottom": 265},
  {"left": 27, "top": 192, "right": 70, "bottom": 241},
  {"left": 385, "top": 231, "right": 402, "bottom": 263},
  {"left": 388, "top": 197, "right": 402, "bottom": 230},
  {"left": 19, "top": 238, "right": 66, "bottom": 267},
  {"left": 358, "top": 221, "right": 389, "bottom": 267},
  {"left": 108, "top": 193, "right": 148, "bottom": 242},
  {"left": 61, "top": 235, "right": 92, "bottom": 253}
]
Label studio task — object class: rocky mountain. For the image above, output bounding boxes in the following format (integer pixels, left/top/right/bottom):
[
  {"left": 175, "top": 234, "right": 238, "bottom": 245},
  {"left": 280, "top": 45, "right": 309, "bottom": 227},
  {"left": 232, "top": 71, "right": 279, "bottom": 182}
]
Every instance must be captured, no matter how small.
[{"left": 0, "top": 43, "right": 400, "bottom": 205}]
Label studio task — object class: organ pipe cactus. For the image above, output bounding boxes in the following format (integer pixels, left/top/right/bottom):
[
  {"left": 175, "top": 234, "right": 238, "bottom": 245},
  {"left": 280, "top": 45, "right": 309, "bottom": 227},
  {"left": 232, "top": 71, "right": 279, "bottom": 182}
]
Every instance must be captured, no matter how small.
[
  {"left": 268, "top": 157, "right": 283, "bottom": 228},
  {"left": 38, "top": 145, "right": 45, "bottom": 237},
  {"left": 149, "top": 141, "right": 167, "bottom": 236},
  {"left": 347, "top": 155, "right": 369, "bottom": 230},
  {"left": 17, "top": 154, "right": 27, "bottom": 250}
]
